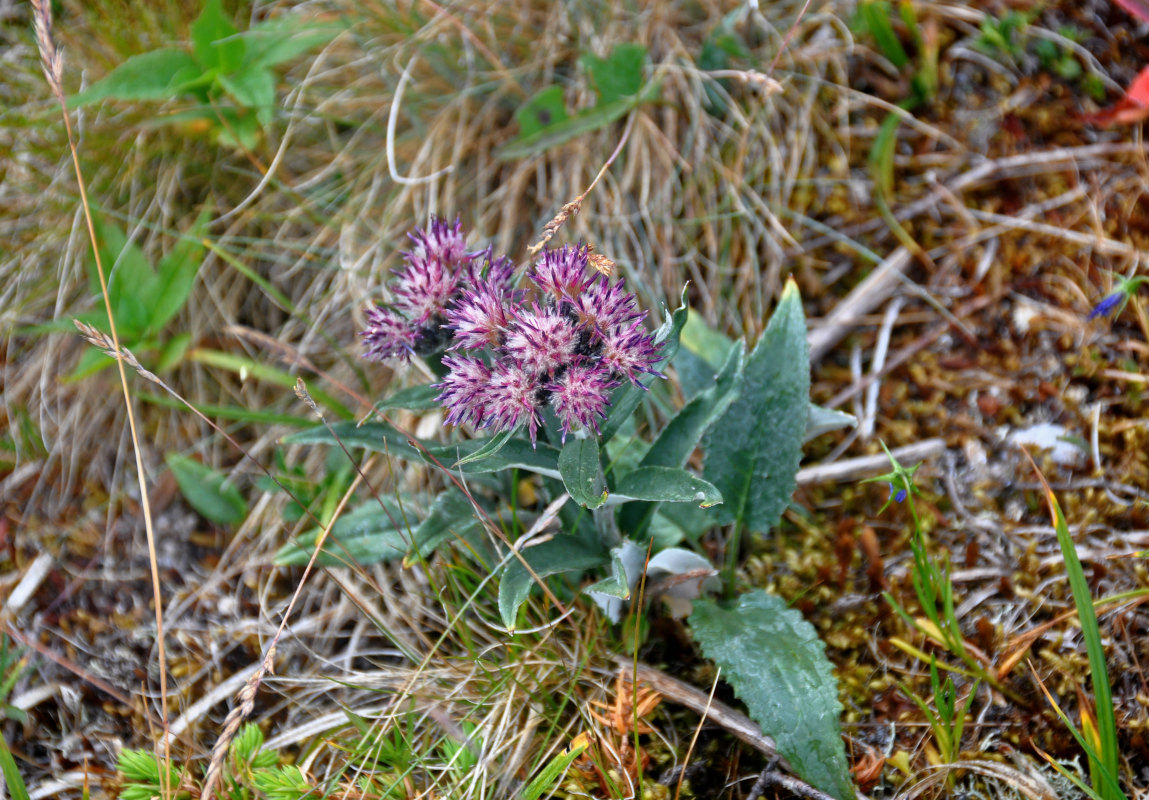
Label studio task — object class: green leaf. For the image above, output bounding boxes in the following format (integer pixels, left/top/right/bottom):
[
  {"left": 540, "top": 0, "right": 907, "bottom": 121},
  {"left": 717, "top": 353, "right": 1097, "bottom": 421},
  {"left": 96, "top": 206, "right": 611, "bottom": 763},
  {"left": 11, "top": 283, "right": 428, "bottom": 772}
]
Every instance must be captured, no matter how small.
[
  {"left": 806, "top": 403, "right": 857, "bottom": 442},
  {"left": 514, "top": 85, "right": 569, "bottom": 138},
  {"left": 454, "top": 427, "right": 519, "bottom": 466},
  {"left": 403, "top": 490, "right": 480, "bottom": 565},
  {"left": 690, "top": 591, "right": 855, "bottom": 800},
  {"left": 285, "top": 421, "right": 424, "bottom": 460},
  {"left": 64, "top": 346, "right": 116, "bottom": 383},
  {"left": 0, "top": 735, "right": 29, "bottom": 800},
  {"left": 675, "top": 308, "right": 737, "bottom": 399},
  {"left": 191, "top": 0, "right": 244, "bottom": 73},
  {"left": 147, "top": 207, "right": 210, "bottom": 335},
  {"left": 91, "top": 216, "right": 158, "bottom": 340},
  {"left": 521, "top": 739, "right": 588, "bottom": 800},
  {"left": 580, "top": 43, "right": 647, "bottom": 103},
  {"left": 374, "top": 384, "right": 441, "bottom": 412},
  {"left": 166, "top": 452, "right": 247, "bottom": 525},
  {"left": 243, "top": 17, "right": 342, "bottom": 69},
  {"left": 703, "top": 279, "right": 809, "bottom": 532},
  {"left": 499, "top": 535, "right": 607, "bottom": 629},
  {"left": 497, "top": 79, "right": 660, "bottom": 161},
  {"left": 858, "top": 1, "right": 909, "bottom": 69},
  {"left": 273, "top": 500, "right": 410, "bottom": 566},
  {"left": 69, "top": 49, "right": 202, "bottom": 106},
  {"left": 436, "top": 438, "right": 561, "bottom": 479},
  {"left": 612, "top": 466, "right": 722, "bottom": 507},
  {"left": 217, "top": 67, "right": 276, "bottom": 111},
  {"left": 559, "top": 437, "right": 607, "bottom": 509}
]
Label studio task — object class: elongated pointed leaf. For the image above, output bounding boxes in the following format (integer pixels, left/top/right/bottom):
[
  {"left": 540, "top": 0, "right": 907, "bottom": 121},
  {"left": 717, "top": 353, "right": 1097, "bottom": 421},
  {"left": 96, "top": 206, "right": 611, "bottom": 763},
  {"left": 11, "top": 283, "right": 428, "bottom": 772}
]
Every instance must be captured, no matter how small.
[
  {"left": 498, "top": 536, "right": 607, "bottom": 629},
  {"left": 243, "top": 17, "right": 342, "bottom": 69},
  {"left": 374, "top": 384, "right": 440, "bottom": 412},
  {"left": 402, "top": 490, "right": 480, "bottom": 565},
  {"left": 703, "top": 280, "right": 808, "bottom": 532},
  {"left": 611, "top": 467, "right": 722, "bottom": 507},
  {"left": 148, "top": 207, "right": 211, "bottom": 334},
  {"left": 690, "top": 591, "right": 854, "bottom": 800},
  {"left": 70, "top": 49, "right": 202, "bottom": 106},
  {"left": 191, "top": 0, "right": 244, "bottom": 73},
  {"left": 273, "top": 500, "right": 409, "bottom": 566},
  {"left": 559, "top": 437, "right": 606, "bottom": 508}
]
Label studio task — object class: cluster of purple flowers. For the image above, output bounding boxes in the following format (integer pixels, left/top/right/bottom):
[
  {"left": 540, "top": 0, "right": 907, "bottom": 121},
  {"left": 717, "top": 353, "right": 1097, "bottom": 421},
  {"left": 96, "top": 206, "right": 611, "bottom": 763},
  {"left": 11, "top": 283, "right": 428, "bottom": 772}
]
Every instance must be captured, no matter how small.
[{"left": 362, "top": 219, "right": 664, "bottom": 444}]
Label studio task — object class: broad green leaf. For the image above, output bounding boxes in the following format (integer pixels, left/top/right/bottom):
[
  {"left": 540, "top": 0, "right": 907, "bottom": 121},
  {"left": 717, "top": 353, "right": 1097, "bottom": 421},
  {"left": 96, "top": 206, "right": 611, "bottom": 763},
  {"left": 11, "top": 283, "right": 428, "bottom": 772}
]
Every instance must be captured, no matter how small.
[
  {"left": 675, "top": 309, "right": 737, "bottom": 400},
  {"left": 374, "top": 384, "right": 440, "bottom": 412},
  {"left": 514, "top": 86, "right": 569, "bottom": 138},
  {"left": 154, "top": 332, "right": 193, "bottom": 373},
  {"left": 148, "top": 207, "right": 211, "bottom": 334},
  {"left": 702, "top": 280, "right": 809, "bottom": 532},
  {"left": 580, "top": 43, "right": 647, "bottom": 103},
  {"left": 191, "top": 0, "right": 244, "bottom": 73},
  {"left": 600, "top": 284, "right": 689, "bottom": 444},
  {"left": 69, "top": 49, "right": 202, "bottom": 106},
  {"left": 690, "top": 591, "right": 855, "bottom": 800},
  {"left": 273, "top": 500, "right": 409, "bottom": 566},
  {"left": 611, "top": 466, "right": 722, "bottom": 507},
  {"left": 217, "top": 67, "right": 276, "bottom": 111},
  {"left": 498, "top": 535, "right": 607, "bottom": 629},
  {"left": 166, "top": 452, "right": 247, "bottom": 525},
  {"left": 433, "top": 438, "right": 561, "bottom": 479},
  {"left": 402, "top": 490, "right": 480, "bottom": 565},
  {"left": 559, "top": 437, "right": 606, "bottom": 509},
  {"left": 497, "top": 80, "right": 661, "bottom": 161},
  {"left": 243, "top": 17, "right": 342, "bottom": 69},
  {"left": 213, "top": 107, "right": 262, "bottom": 149}
]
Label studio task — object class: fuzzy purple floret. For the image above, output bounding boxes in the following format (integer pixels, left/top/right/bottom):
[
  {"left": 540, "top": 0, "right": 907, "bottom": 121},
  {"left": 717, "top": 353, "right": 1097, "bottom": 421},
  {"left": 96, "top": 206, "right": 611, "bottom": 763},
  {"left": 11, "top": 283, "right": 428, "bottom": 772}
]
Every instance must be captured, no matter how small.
[
  {"left": 503, "top": 304, "right": 580, "bottom": 377},
  {"left": 600, "top": 318, "right": 665, "bottom": 386},
  {"left": 530, "top": 245, "right": 590, "bottom": 303},
  {"left": 548, "top": 362, "right": 618, "bottom": 442},
  {"left": 446, "top": 286, "right": 512, "bottom": 351},
  {"left": 483, "top": 361, "right": 543, "bottom": 444},
  {"left": 435, "top": 355, "right": 491, "bottom": 428},
  {"left": 570, "top": 274, "right": 643, "bottom": 335},
  {"left": 362, "top": 305, "right": 419, "bottom": 361}
]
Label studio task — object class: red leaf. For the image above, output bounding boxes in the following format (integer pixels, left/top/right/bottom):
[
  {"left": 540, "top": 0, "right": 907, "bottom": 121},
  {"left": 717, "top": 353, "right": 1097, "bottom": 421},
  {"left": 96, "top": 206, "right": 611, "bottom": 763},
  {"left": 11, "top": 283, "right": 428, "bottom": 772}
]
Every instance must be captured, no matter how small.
[
  {"left": 1083, "top": 64, "right": 1149, "bottom": 126},
  {"left": 1115, "top": 0, "right": 1149, "bottom": 24}
]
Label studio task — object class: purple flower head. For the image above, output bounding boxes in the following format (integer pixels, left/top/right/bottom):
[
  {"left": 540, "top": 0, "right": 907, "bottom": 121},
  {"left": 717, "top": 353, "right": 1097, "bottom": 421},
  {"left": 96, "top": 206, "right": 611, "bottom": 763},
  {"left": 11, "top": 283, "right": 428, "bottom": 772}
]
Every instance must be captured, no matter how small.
[
  {"left": 465, "top": 247, "right": 517, "bottom": 295},
  {"left": 600, "top": 318, "right": 665, "bottom": 386},
  {"left": 1087, "top": 291, "right": 1125, "bottom": 321},
  {"left": 484, "top": 361, "right": 544, "bottom": 444},
  {"left": 405, "top": 218, "right": 470, "bottom": 276},
  {"left": 547, "top": 362, "right": 618, "bottom": 442},
  {"left": 362, "top": 305, "right": 419, "bottom": 361},
  {"left": 569, "top": 275, "right": 643, "bottom": 336},
  {"left": 446, "top": 286, "right": 513, "bottom": 351},
  {"left": 530, "top": 245, "right": 590, "bottom": 304},
  {"left": 504, "top": 304, "right": 580, "bottom": 377},
  {"left": 435, "top": 355, "right": 491, "bottom": 428},
  {"left": 391, "top": 252, "right": 459, "bottom": 324}
]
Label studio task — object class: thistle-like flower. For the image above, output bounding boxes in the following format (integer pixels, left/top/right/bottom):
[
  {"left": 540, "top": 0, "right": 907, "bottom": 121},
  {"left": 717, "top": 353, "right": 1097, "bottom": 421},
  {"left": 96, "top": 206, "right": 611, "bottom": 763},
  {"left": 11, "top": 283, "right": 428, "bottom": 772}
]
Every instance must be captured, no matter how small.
[
  {"left": 504, "top": 304, "right": 580, "bottom": 377},
  {"left": 446, "top": 286, "right": 513, "bottom": 351},
  {"left": 569, "top": 274, "right": 643, "bottom": 336},
  {"left": 362, "top": 305, "right": 419, "bottom": 361},
  {"left": 435, "top": 355, "right": 492, "bottom": 428},
  {"left": 548, "top": 362, "right": 618, "bottom": 442},
  {"left": 531, "top": 245, "right": 590, "bottom": 304},
  {"left": 600, "top": 318, "right": 665, "bottom": 386},
  {"left": 483, "top": 361, "right": 544, "bottom": 444}
]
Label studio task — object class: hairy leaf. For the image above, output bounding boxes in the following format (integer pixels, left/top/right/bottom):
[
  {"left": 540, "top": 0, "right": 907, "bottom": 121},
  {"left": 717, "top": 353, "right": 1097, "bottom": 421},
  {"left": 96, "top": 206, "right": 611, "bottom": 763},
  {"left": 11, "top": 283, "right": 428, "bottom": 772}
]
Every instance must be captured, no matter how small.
[
  {"left": 611, "top": 466, "right": 722, "bottom": 508},
  {"left": 499, "top": 536, "right": 607, "bottom": 629},
  {"left": 702, "top": 279, "right": 808, "bottom": 532},
  {"left": 559, "top": 437, "right": 606, "bottom": 508},
  {"left": 690, "top": 591, "right": 854, "bottom": 800}
]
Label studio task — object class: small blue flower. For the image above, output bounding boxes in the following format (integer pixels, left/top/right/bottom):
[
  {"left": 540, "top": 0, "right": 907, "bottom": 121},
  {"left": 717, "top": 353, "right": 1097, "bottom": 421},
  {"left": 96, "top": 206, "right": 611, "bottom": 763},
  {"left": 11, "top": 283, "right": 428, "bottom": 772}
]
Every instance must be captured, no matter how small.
[
  {"left": 1087, "top": 291, "right": 1125, "bottom": 321},
  {"left": 889, "top": 482, "right": 907, "bottom": 503}
]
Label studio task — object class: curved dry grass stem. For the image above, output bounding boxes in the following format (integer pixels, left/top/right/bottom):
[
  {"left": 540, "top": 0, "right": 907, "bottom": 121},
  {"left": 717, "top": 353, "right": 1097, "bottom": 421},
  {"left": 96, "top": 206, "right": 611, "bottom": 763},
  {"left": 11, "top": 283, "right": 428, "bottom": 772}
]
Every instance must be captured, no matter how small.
[{"left": 29, "top": 0, "right": 173, "bottom": 788}]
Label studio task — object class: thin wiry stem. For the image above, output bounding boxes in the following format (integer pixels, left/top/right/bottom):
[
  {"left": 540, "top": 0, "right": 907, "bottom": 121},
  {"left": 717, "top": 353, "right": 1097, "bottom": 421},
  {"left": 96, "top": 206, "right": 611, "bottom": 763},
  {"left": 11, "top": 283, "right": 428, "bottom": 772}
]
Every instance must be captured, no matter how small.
[{"left": 29, "top": 0, "right": 173, "bottom": 793}]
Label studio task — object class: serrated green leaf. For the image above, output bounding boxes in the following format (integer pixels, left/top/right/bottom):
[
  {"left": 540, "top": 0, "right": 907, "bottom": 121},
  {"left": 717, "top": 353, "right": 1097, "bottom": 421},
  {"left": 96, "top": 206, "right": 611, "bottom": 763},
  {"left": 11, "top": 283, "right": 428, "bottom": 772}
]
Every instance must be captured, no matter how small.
[
  {"left": 273, "top": 500, "right": 410, "bottom": 566},
  {"left": 499, "top": 536, "right": 607, "bottom": 629},
  {"left": 514, "top": 85, "right": 569, "bottom": 138},
  {"left": 559, "top": 437, "right": 606, "bottom": 508},
  {"left": 702, "top": 280, "right": 808, "bottom": 532},
  {"left": 69, "top": 49, "right": 202, "bottom": 106},
  {"left": 243, "top": 17, "right": 342, "bottom": 69},
  {"left": 148, "top": 207, "right": 210, "bottom": 335},
  {"left": 611, "top": 466, "right": 722, "bottom": 507},
  {"left": 191, "top": 0, "right": 244, "bottom": 73},
  {"left": 166, "top": 452, "right": 247, "bottom": 525},
  {"left": 690, "top": 591, "right": 855, "bottom": 800},
  {"left": 581, "top": 43, "right": 647, "bottom": 103}
]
